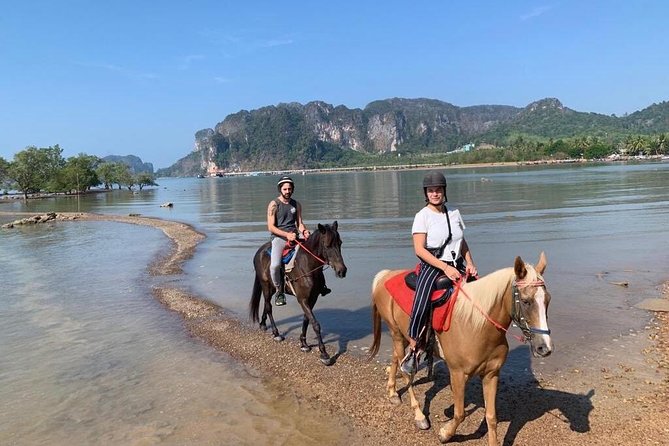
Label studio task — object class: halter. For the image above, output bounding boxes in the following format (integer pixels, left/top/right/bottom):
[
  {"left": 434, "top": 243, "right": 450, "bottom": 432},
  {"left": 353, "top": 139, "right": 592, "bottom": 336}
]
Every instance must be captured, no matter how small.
[
  {"left": 454, "top": 274, "right": 550, "bottom": 343},
  {"left": 510, "top": 279, "right": 551, "bottom": 341}
]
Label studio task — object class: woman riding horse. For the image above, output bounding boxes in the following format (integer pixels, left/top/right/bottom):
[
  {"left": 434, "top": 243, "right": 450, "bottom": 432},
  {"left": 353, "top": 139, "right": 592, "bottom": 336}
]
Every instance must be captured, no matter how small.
[
  {"left": 402, "top": 171, "right": 478, "bottom": 375},
  {"left": 369, "top": 253, "right": 553, "bottom": 445}
]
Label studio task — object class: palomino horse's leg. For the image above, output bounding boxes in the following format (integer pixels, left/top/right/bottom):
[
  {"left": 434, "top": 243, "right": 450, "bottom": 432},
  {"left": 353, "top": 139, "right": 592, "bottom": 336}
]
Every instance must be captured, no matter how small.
[
  {"left": 480, "top": 372, "right": 500, "bottom": 446},
  {"left": 438, "top": 371, "right": 467, "bottom": 443},
  {"left": 391, "top": 331, "right": 430, "bottom": 430},
  {"left": 386, "top": 333, "right": 405, "bottom": 405},
  {"left": 297, "top": 299, "right": 333, "bottom": 365},
  {"left": 404, "top": 372, "right": 430, "bottom": 430}
]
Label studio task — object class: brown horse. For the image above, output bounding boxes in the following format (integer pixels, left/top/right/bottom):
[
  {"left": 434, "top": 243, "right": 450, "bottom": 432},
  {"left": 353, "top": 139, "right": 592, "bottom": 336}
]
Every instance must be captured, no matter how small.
[
  {"left": 369, "top": 253, "right": 552, "bottom": 445},
  {"left": 250, "top": 222, "right": 347, "bottom": 365}
]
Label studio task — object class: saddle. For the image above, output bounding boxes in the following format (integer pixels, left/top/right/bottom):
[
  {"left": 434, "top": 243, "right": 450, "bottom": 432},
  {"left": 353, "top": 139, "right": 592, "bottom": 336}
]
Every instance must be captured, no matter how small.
[
  {"left": 384, "top": 269, "right": 457, "bottom": 332},
  {"left": 265, "top": 241, "right": 300, "bottom": 272}
]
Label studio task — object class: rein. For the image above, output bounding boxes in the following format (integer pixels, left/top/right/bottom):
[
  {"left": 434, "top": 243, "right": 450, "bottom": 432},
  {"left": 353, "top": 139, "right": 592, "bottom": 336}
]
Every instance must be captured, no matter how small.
[{"left": 288, "top": 238, "right": 329, "bottom": 282}]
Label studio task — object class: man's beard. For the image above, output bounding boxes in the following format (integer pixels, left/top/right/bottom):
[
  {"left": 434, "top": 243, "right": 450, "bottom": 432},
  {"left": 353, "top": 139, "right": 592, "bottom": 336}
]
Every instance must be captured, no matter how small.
[{"left": 281, "top": 192, "right": 292, "bottom": 200}]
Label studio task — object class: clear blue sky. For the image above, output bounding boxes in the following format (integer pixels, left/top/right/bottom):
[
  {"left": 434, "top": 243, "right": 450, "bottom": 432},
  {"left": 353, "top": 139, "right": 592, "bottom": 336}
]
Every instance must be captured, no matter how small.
[{"left": 1, "top": 1, "right": 667, "bottom": 168}]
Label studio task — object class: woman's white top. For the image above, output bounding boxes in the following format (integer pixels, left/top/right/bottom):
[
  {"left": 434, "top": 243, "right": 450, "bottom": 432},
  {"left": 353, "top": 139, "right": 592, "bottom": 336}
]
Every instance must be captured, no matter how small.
[{"left": 411, "top": 205, "right": 466, "bottom": 262}]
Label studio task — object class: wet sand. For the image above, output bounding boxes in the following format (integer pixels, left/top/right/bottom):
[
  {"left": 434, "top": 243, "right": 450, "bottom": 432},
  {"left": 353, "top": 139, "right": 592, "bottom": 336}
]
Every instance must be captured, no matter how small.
[{"left": 3, "top": 211, "right": 668, "bottom": 445}]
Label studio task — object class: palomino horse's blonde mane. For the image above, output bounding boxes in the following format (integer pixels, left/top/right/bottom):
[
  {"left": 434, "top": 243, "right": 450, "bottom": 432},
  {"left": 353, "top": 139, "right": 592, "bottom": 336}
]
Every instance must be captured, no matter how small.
[{"left": 453, "top": 264, "right": 539, "bottom": 332}]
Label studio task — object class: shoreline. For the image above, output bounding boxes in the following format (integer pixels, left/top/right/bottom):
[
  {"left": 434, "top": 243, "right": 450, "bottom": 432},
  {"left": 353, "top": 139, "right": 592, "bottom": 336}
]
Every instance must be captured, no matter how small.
[{"left": 3, "top": 211, "right": 668, "bottom": 444}]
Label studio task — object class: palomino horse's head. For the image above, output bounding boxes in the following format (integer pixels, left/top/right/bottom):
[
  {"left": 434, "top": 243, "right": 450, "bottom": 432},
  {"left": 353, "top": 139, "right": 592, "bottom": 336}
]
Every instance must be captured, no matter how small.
[
  {"left": 512, "top": 252, "right": 553, "bottom": 358},
  {"left": 316, "top": 221, "right": 347, "bottom": 278}
]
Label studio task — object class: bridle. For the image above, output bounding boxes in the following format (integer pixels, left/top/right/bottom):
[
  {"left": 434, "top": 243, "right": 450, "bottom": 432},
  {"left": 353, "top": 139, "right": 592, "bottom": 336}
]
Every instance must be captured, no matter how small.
[{"left": 511, "top": 278, "right": 551, "bottom": 341}]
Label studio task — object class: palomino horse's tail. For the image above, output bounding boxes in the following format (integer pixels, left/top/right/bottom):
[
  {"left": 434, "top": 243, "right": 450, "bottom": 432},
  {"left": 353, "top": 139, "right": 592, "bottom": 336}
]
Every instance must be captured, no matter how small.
[
  {"left": 368, "top": 270, "right": 389, "bottom": 360},
  {"left": 249, "top": 275, "right": 262, "bottom": 323}
]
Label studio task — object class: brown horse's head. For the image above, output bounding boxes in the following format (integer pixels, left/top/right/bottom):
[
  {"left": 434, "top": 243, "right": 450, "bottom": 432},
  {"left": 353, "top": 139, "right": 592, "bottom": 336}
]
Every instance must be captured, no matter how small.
[
  {"left": 316, "top": 221, "right": 347, "bottom": 278},
  {"left": 513, "top": 252, "right": 553, "bottom": 358}
]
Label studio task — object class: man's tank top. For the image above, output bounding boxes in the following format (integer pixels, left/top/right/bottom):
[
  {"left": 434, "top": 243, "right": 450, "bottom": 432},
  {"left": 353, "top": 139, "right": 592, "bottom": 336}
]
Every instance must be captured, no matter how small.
[{"left": 273, "top": 198, "right": 298, "bottom": 239}]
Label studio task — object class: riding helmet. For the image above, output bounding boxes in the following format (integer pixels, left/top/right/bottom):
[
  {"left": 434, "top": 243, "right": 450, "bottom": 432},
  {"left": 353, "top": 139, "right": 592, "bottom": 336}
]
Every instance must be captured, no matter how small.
[
  {"left": 422, "top": 171, "right": 447, "bottom": 201},
  {"left": 277, "top": 176, "right": 294, "bottom": 190}
]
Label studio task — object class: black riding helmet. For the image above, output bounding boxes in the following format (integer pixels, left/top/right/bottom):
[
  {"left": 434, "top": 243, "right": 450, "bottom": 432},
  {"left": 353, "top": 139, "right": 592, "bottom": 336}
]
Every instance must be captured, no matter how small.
[
  {"left": 277, "top": 176, "right": 294, "bottom": 191},
  {"left": 422, "top": 171, "right": 447, "bottom": 202}
]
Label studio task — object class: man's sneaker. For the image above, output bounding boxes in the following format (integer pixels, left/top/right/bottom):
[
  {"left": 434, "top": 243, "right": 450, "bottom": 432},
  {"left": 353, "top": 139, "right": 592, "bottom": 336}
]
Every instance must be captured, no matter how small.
[
  {"left": 320, "top": 286, "right": 332, "bottom": 297},
  {"left": 274, "top": 292, "right": 286, "bottom": 306}
]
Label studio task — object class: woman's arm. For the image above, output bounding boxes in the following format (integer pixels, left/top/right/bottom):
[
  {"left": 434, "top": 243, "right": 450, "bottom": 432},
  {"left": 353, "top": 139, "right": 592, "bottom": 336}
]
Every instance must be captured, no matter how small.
[
  {"left": 413, "top": 232, "right": 462, "bottom": 280},
  {"left": 460, "top": 238, "right": 478, "bottom": 276}
]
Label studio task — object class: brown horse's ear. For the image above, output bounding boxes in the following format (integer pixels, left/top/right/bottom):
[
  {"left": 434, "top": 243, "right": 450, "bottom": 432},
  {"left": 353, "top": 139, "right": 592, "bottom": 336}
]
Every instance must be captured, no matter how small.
[
  {"left": 514, "top": 256, "right": 527, "bottom": 280},
  {"left": 536, "top": 251, "right": 547, "bottom": 275},
  {"left": 318, "top": 223, "right": 325, "bottom": 233},
  {"left": 332, "top": 221, "right": 338, "bottom": 231}
]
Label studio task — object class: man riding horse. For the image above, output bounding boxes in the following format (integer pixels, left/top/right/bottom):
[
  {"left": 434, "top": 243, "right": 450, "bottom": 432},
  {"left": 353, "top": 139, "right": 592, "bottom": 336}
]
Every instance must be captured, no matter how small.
[{"left": 267, "top": 176, "right": 330, "bottom": 306}]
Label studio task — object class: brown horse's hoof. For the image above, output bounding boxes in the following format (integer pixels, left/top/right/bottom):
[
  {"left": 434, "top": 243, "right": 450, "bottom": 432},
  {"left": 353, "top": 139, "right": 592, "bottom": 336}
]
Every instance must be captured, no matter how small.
[
  {"left": 320, "top": 356, "right": 334, "bottom": 366},
  {"left": 415, "top": 418, "right": 430, "bottom": 430},
  {"left": 273, "top": 335, "right": 285, "bottom": 342}
]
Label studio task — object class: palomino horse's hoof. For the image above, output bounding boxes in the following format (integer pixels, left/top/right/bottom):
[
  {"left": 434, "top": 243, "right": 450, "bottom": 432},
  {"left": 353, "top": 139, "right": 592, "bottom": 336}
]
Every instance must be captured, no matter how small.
[
  {"left": 389, "top": 395, "right": 402, "bottom": 406},
  {"left": 300, "top": 346, "right": 311, "bottom": 352},
  {"left": 320, "top": 356, "right": 334, "bottom": 366},
  {"left": 415, "top": 418, "right": 430, "bottom": 431},
  {"left": 273, "top": 335, "right": 285, "bottom": 342}
]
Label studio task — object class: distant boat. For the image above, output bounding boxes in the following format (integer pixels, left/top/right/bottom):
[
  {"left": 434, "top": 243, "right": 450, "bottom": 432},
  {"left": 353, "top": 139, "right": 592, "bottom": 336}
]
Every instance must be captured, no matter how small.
[{"left": 196, "top": 174, "right": 205, "bottom": 178}]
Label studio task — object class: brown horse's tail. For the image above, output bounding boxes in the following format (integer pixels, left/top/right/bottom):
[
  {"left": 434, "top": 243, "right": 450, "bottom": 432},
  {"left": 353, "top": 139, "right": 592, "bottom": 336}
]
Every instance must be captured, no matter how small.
[
  {"left": 367, "top": 270, "right": 388, "bottom": 360},
  {"left": 249, "top": 275, "right": 262, "bottom": 323}
]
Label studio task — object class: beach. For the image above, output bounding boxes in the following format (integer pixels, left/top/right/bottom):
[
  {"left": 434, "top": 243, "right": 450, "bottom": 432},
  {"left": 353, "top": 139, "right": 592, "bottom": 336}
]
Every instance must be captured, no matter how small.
[{"left": 3, "top": 211, "right": 666, "bottom": 445}]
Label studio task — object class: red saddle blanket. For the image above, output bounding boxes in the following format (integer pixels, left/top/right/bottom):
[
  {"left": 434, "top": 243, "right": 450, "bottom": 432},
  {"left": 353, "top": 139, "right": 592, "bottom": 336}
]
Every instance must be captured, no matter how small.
[{"left": 384, "top": 270, "right": 457, "bottom": 332}]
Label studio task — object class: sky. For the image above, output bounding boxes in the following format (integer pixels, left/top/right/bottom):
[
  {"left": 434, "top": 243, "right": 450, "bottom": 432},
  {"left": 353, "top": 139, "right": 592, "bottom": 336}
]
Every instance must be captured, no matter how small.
[{"left": 1, "top": 1, "right": 668, "bottom": 169}]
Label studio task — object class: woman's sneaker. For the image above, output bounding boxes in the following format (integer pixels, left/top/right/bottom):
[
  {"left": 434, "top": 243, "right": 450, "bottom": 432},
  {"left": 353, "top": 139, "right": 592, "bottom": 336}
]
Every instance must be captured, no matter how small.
[
  {"left": 274, "top": 292, "right": 286, "bottom": 306},
  {"left": 400, "top": 349, "right": 417, "bottom": 375}
]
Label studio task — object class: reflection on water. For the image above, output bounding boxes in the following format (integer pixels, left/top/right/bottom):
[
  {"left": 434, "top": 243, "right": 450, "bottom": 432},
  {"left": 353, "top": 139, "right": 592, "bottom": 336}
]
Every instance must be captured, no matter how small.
[{"left": 0, "top": 223, "right": 356, "bottom": 445}]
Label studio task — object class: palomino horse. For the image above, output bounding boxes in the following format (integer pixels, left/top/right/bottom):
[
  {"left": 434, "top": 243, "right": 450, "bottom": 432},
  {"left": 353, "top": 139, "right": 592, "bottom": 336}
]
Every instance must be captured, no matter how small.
[
  {"left": 369, "top": 253, "right": 552, "bottom": 445},
  {"left": 250, "top": 222, "right": 347, "bottom": 365}
]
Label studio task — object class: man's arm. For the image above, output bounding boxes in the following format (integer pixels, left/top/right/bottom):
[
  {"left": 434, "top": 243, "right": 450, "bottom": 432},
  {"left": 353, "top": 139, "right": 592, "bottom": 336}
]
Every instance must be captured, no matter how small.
[{"left": 295, "top": 202, "right": 310, "bottom": 238}]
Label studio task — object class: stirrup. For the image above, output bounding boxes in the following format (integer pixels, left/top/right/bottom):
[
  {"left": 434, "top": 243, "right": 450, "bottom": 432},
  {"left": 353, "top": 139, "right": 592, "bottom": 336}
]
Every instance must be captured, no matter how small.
[{"left": 320, "top": 286, "right": 332, "bottom": 296}]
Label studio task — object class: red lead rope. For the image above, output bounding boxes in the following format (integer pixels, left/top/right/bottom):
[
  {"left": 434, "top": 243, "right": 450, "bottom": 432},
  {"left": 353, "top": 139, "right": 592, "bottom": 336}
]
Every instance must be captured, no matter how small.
[
  {"left": 294, "top": 239, "right": 327, "bottom": 265},
  {"left": 451, "top": 274, "right": 527, "bottom": 343}
]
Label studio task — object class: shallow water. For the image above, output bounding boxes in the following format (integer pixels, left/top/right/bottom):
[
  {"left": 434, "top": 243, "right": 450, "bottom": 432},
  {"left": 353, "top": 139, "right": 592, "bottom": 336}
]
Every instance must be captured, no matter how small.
[
  {"left": 0, "top": 223, "right": 357, "bottom": 445},
  {"left": 2, "top": 161, "right": 669, "bottom": 442}
]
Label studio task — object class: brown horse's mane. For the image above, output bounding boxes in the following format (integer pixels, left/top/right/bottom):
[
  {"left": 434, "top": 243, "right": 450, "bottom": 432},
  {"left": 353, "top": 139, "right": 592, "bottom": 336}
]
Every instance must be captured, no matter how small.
[{"left": 453, "top": 264, "right": 538, "bottom": 332}]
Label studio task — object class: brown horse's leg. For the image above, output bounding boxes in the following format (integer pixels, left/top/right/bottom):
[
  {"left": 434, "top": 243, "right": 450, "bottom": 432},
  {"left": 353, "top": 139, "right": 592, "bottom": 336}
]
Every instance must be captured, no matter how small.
[
  {"left": 481, "top": 372, "right": 500, "bottom": 446},
  {"left": 299, "top": 315, "right": 311, "bottom": 352},
  {"left": 438, "top": 371, "right": 467, "bottom": 443},
  {"left": 262, "top": 283, "right": 284, "bottom": 341},
  {"left": 297, "top": 297, "right": 332, "bottom": 365}
]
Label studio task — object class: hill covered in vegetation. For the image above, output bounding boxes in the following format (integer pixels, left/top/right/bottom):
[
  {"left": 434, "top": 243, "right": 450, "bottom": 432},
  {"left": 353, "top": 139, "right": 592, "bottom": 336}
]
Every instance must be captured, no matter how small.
[{"left": 157, "top": 98, "right": 669, "bottom": 177}]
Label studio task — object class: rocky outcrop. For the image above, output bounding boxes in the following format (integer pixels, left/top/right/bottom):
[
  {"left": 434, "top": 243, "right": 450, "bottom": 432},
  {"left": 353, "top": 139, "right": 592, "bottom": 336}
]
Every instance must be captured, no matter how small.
[{"left": 1, "top": 212, "right": 82, "bottom": 229}]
